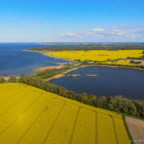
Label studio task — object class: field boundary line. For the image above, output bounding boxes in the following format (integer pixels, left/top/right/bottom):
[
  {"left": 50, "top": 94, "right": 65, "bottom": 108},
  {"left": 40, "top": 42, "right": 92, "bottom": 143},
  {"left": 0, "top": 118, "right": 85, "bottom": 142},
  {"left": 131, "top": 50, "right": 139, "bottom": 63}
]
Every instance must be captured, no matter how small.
[
  {"left": 0, "top": 84, "right": 18, "bottom": 94},
  {"left": 0, "top": 84, "right": 26, "bottom": 104},
  {"left": 111, "top": 116, "right": 119, "bottom": 144},
  {"left": 70, "top": 101, "right": 121, "bottom": 118},
  {"left": 69, "top": 107, "right": 84, "bottom": 144},
  {"left": 16, "top": 97, "right": 59, "bottom": 144},
  {"left": 95, "top": 112, "right": 98, "bottom": 144},
  {"left": 122, "top": 116, "right": 134, "bottom": 144},
  {"left": 0, "top": 86, "right": 27, "bottom": 105},
  {"left": 0, "top": 90, "right": 33, "bottom": 117},
  {"left": 42, "top": 101, "right": 66, "bottom": 144},
  {"left": 0, "top": 93, "right": 41, "bottom": 135}
]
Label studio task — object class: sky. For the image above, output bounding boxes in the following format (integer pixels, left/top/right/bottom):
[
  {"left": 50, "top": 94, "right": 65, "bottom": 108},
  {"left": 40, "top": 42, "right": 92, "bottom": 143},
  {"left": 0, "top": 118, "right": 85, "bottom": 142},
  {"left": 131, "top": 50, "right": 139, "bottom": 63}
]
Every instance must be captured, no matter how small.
[{"left": 0, "top": 0, "right": 144, "bottom": 42}]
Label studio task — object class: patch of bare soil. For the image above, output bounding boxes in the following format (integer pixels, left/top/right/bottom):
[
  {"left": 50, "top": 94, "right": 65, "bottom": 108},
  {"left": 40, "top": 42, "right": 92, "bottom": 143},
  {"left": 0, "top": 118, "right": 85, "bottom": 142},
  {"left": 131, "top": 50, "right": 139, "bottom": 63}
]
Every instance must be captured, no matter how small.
[
  {"left": 1, "top": 76, "right": 20, "bottom": 81},
  {"left": 134, "top": 60, "right": 144, "bottom": 66},
  {"left": 35, "top": 63, "right": 67, "bottom": 72},
  {"left": 45, "top": 67, "right": 79, "bottom": 81},
  {"left": 121, "top": 59, "right": 144, "bottom": 66},
  {"left": 126, "top": 117, "right": 144, "bottom": 144}
]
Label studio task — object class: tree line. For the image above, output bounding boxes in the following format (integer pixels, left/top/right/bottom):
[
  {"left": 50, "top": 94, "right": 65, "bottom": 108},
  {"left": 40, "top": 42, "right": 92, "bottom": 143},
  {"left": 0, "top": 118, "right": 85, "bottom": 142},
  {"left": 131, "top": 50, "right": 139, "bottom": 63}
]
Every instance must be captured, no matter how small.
[
  {"left": 1, "top": 67, "right": 144, "bottom": 119},
  {"left": 16, "top": 75, "right": 144, "bottom": 119},
  {"left": 28, "top": 46, "right": 144, "bottom": 52}
]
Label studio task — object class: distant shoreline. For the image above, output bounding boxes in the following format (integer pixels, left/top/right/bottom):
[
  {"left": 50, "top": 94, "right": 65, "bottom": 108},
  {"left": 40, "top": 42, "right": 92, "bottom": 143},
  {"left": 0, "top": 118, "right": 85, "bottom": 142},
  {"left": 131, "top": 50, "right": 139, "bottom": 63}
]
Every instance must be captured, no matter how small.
[
  {"left": 24, "top": 49, "right": 144, "bottom": 77},
  {"left": 38, "top": 42, "right": 144, "bottom": 46},
  {"left": 23, "top": 49, "right": 73, "bottom": 63},
  {"left": 1, "top": 49, "right": 142, "bottom": 80}
]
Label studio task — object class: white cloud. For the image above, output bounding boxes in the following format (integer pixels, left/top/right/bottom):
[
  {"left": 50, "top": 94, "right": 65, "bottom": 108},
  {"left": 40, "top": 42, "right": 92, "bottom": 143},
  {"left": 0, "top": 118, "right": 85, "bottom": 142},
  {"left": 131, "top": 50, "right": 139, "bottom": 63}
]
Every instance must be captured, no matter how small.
[
  {"left": 58, "top": 26, "right": 144, "bottom": 42},
  {"left": 91, "top": 28, "right": 105, "bottom": 32},
  {"left": 59, "top": 32, "right": 79, "bottom": 37}
]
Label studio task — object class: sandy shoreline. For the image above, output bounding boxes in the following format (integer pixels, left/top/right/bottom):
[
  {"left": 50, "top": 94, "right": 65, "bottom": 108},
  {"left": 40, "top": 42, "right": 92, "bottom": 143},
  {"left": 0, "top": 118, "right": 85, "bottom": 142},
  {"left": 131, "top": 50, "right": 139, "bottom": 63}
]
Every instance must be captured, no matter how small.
[
  {"left": 45, "top": 67, "right": 80, "bottom": 81},
  {"left": 35, "top": 63, "right": 67, "bottom": 72},
  {"left": 1, "top": 76, "right": 20, "bottom": 81}
]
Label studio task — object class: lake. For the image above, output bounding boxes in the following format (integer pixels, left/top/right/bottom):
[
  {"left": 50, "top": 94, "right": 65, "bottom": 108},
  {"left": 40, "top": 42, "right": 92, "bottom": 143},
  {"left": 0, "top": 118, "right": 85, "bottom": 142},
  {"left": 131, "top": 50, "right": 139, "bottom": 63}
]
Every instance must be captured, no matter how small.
[
  {"left": 51, "top": 66, "right": 144, "bottom": 100},
  {"left": 0, "top": 43, "right": 68, "bottom": 76}
]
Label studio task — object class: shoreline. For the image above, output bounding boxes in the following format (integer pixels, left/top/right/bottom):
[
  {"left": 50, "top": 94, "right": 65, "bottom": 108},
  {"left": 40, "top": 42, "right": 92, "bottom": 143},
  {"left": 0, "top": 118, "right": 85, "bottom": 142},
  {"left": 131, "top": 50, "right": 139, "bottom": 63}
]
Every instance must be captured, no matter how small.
[
  {"left": 23, "top": 49, "right": 144, "bottom": 82},
  {"left": 45, "top": 67, "right": 80, "bottom": 81},
  {"left": 1, "top": 76, "right": 20, "bottom": 81},
  {"left": 23, "top": 49, "right": 73, "bottom": 63},
  {"left": 1, "top": 50, "right": 143, "bottom": 79},
  {"left": 29, "top": 50, "right": 144, "bottom": 71},
  {"left": 24, "top": 49, "right": 144, "bottom": 71},
  {"left": 80, "top": 64, "right": 144, "bottom": 71},
  {"left": 45, "top": 64, "right": 144, "bottom": 82},
  {"left": 1, "top": 63, "right": 143, "bottom": 81},
  {"left": 35, "top": 63, "right": 67, "bottom": 72}
]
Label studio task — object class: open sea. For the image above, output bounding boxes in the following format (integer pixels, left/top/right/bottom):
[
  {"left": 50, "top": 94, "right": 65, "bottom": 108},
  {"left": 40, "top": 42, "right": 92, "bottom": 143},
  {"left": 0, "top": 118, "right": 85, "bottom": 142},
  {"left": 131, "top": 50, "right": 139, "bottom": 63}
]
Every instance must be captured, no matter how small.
[{"left": 0, "top": 43, "right": 68, "bottom": 76}]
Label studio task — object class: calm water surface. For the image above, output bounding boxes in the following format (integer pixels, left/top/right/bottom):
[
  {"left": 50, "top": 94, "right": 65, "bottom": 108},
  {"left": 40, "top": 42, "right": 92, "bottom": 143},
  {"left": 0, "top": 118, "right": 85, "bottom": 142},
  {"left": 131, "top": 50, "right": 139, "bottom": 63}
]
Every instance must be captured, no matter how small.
[
  {"left": 51, "top": 66, "right": 144, "bottom": 100},
  {"left": 0, "top": 43, "right": 68, "bottom": 76}
]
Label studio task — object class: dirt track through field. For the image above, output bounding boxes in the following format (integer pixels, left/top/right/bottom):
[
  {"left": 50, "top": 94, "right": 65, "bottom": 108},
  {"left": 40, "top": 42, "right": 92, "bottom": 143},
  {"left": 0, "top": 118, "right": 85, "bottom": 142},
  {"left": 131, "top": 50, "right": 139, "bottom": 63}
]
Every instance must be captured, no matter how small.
[{"left": 126, "top": 117, "right": 144, "bottom": 144}]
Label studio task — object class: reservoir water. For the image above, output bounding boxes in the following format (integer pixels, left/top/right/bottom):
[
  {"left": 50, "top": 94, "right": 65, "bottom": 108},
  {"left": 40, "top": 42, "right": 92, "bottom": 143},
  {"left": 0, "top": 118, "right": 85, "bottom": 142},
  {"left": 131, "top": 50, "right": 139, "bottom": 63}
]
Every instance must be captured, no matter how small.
[{"left": 51, "top": 66, "right": 144, "bottom": 100}]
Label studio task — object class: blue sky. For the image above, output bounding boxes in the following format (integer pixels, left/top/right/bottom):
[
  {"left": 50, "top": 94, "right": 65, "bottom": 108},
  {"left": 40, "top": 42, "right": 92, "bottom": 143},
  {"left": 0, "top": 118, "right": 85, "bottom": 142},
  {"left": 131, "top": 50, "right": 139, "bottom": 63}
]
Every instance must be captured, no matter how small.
[{"left": 0, "top": 0, "right": 144, "bottom": 42}]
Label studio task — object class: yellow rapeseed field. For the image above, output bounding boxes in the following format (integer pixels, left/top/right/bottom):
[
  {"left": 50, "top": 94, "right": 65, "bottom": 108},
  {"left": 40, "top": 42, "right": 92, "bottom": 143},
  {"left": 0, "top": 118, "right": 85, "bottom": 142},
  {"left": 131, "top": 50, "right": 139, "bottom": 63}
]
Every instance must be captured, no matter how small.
[
  {"left": 0, "top": 83, "right": 130, "bottom": 144},
  {"left": 46, "top": 50, "right": 143, "bottom": 66}
]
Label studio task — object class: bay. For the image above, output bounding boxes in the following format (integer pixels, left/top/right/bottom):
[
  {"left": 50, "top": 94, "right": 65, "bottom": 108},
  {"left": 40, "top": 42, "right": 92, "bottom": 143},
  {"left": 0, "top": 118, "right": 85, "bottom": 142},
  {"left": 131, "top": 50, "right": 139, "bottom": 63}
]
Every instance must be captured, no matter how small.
[{"left": 0, "top": 43, "right": 68, "bottom": 76}]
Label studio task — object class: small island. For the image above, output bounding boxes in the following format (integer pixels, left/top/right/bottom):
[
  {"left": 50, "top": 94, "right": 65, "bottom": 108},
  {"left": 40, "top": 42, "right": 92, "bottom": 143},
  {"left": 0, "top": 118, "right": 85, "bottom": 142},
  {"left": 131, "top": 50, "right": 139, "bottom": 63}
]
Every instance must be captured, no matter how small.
[
  {"left": 67, "top": 74, "right": 80, "bottom": 77},
  {"left": 86, "top": 74, "right": 97, "bottom": 77}
]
